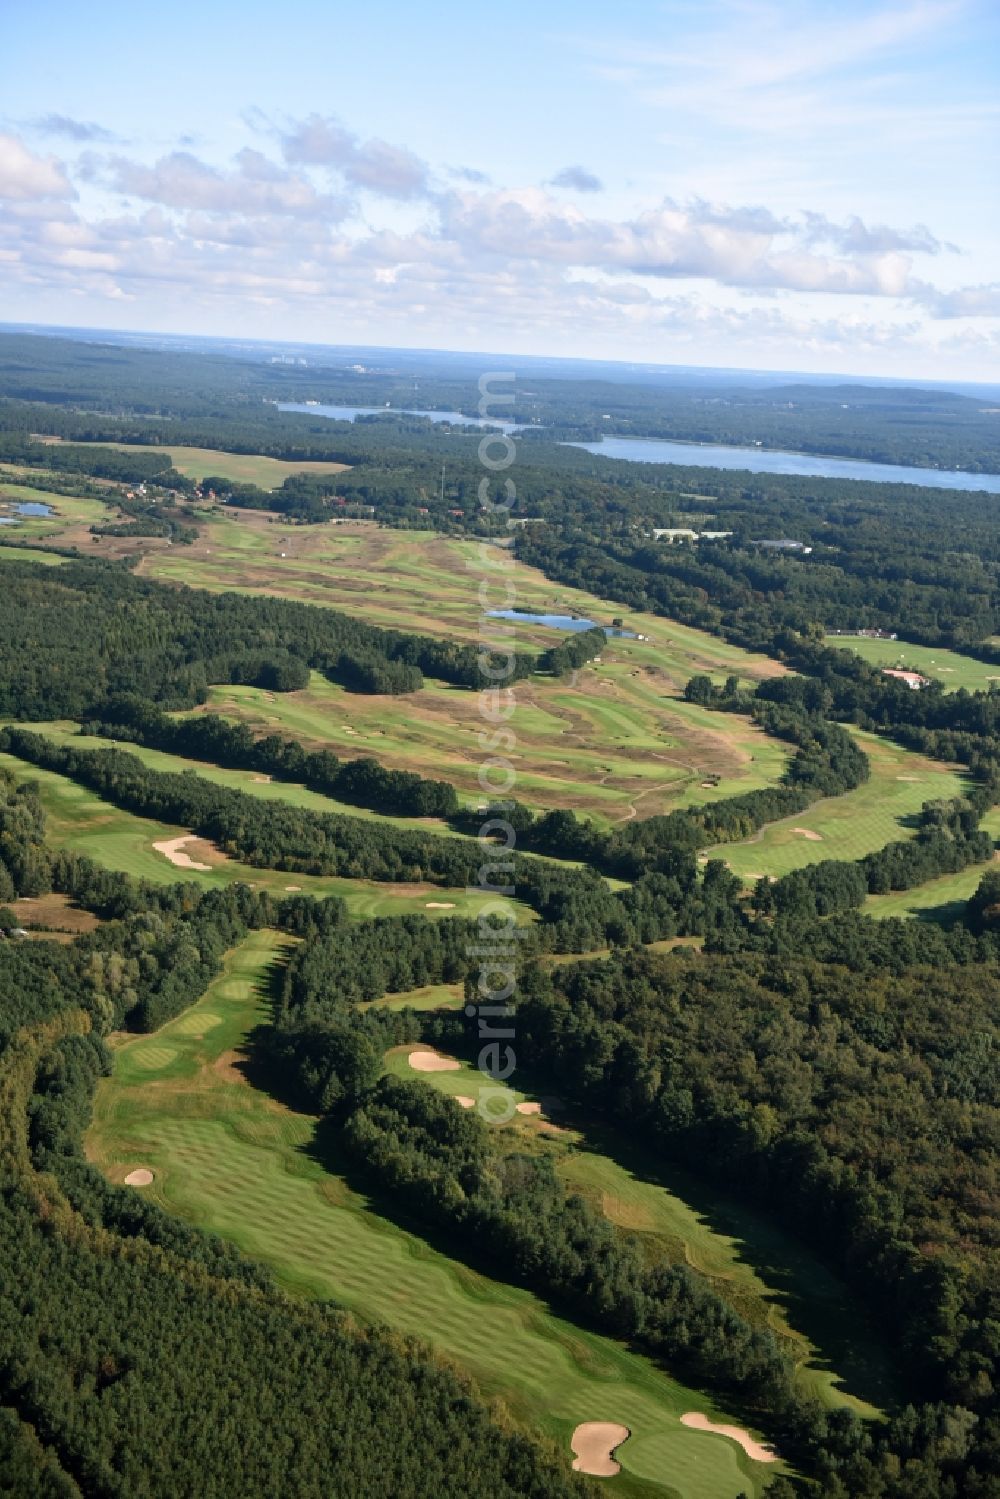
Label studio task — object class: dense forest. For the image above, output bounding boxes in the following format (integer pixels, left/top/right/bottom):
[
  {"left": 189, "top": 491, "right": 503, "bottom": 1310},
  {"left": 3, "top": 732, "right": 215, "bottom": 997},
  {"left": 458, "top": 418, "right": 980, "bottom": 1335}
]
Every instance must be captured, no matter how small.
[{"left": 4, "top": 328, "right": 1000, "bottom": 1496}]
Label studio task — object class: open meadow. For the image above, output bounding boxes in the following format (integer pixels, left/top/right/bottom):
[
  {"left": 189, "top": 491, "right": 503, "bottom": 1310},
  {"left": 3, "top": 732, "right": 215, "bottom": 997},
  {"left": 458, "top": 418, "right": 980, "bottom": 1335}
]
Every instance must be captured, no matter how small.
[
  {"left": 86, "top": 932, "right": 783, "bottom": 1499},
  {"left": 826, "top": 635, "right": 999, "bottom": 693},
  {"left": 77, "top": 441, "right": 351, "bottom": 489}
]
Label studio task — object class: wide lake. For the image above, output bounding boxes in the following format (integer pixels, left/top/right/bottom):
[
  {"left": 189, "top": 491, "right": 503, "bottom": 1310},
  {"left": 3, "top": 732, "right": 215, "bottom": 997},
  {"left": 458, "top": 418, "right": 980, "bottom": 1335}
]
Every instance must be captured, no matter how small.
[
  {"left": 277, "top": 401, "right": 524, "bottom": 433},
  {"left": 565, "top": 436, "right": 1000, "bottom": 493}
]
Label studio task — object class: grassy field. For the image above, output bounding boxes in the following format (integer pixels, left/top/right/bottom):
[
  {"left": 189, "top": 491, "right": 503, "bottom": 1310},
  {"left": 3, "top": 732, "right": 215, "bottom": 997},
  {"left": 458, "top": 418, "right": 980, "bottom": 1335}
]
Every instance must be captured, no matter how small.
[
  {"left": 135, "top": 517, "right": 799, "bottom": 824},
  {"left": 0, "top": 544, "right": 68, "bottom": 566},
  {"left": 864, "top": 807, "right": 1000, "bottom": 921},
  {"left": 21, "top": 722, "right": 477, "bottom": 841},
  {"left": 87, "top": 933, "right": 782, "bottom": 1499},
  {"left": 825, "top": 635, "right": 999, "bottom": 693},
  {"left": 0, "top": 749, "right": 529, "bottom": 924},
  {"left": 0, "top": 481, "right": 111, "bottom": 539},
  {"left": 193, "top": 668, "right": 790, "bottom": 826},
  {"left": 386, "top": 1042, "right": 896, "bottom": 1418},
  {"left": 711, "top": 731, "right": 970, "bottom": 883},
  {"left": 88, "top": 442, "right": 351, "bottom": 489}
]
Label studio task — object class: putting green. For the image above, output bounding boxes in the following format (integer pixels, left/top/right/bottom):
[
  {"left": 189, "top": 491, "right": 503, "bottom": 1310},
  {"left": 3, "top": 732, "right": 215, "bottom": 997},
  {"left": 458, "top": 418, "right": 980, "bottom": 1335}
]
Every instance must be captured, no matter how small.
[{"left": 87, "top": 933, "right": 782, "bottom": 1499}]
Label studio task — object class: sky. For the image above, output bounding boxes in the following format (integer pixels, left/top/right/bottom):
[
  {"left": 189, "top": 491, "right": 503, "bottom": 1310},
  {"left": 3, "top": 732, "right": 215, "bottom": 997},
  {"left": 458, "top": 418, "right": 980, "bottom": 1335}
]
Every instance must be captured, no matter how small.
[{"left": 1, "top": 0, "right": 998, "bottom": 379}]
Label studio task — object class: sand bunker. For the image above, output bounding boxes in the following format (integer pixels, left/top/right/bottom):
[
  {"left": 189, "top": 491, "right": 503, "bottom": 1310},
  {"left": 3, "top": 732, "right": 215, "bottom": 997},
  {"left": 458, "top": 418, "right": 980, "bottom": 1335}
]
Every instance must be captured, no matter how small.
[
  {"left": 455, "top": 1095, "right": 475, "bottom": 1108},
  {"left": 252, "top": 775, "right": 271, "bottom": 783},
  {"left": 680, "top": 1413, "right": 778, "bottom": 1464},
  {"left": 284, "top": 885, "right": 302, "bottom": 892},
  {"left": 896, "top": 775, "right": 921, "bottom": 781},
  {"left": 124, "top": 1168, "right": 154, "bottom": 1188},
  {"left": 516, "top": 1101, "right": 542, "bottom": 1115},
  {"left": 571, "top": 1422, "right": 630, "bottom": 1477},
  {"left": 408, "top": 1049, "right": 462, "bottom": 1073},
  {"left": 425, "top": 901, "right": 456, "bottom": 909},
  {"left": 791, "top": 827, "right": 823, "bottom": 841},
  {"left": 152, "top": 835, "right": 212, "bottom": 871}
]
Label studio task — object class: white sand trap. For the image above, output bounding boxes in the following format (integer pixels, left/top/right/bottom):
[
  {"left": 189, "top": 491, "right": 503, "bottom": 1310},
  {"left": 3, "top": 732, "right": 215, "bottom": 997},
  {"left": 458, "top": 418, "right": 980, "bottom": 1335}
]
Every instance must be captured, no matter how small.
[
  {"left": 152, "top": 835, "right": 211, "bottom": 871},
  {"left": 896, "top": 775, "right": 920, "bottom": 781},
  {"left": 425, "top": 901, "right": 456, "bottom": 909},
  {"left": 791, "top": 827, "right": 823, "bottom": 841},
  {"left": 408, "top": 1049, "right": 462, "bottom": 1073},
  {"left": 253, "top": 774, "right": 271, "bottom": 783},
  {"left": 284, "top": 885, "right": 302, "bottom": 892},
  {"left": 516, "top": 1101, "right": 542, "bottom": 1115},
  {"left": 680, "top": 1413, "right": 778, "bottom": 1464},
  {"left": 124, "top": 1168, "right": 154, "bottom": 1187},
  {"left": 455, "top": 1095, "right": 475, "bottom": 1108},
  {"left": 571, "top": 1422, "right": 630, "bottom": 1477}
]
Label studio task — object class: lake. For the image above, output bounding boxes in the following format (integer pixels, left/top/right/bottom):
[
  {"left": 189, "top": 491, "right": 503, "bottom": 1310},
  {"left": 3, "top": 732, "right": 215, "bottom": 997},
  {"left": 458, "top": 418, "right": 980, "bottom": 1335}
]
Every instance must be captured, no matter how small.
[
  {"left": 277, "top": 401, "right": 524, "bottom": 433},
  {"left": 565, "top": 436, "right": 1000, "bottom": 493},
  {"left": 0, "top": 501, "right": 52, "bottom": 524},
  {"left": 487, "top": 609, "right": 638, "bottom": 637}
]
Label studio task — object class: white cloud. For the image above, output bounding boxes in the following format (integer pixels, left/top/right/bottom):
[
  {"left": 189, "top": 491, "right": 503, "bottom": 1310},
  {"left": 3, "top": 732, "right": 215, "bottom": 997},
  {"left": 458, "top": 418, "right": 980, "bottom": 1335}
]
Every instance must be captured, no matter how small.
[
  {"left": 101, "top": 148, "right": 351, "bottom": 220},
  {"left": 0, "top": 133, "right": 74, "bottom": 201},
  {"left": 548, "top": 166, "right": 604, "bottom": 192},
  {"left": 280, "top": 114, "right": 429, "bottom": 199}
]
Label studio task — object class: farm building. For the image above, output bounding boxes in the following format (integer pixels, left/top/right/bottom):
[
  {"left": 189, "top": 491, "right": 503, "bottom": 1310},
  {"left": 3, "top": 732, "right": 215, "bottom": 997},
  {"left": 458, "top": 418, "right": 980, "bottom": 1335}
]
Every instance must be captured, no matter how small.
[{"left": 882, "top": 668, "right": 930, "bottom": 690}]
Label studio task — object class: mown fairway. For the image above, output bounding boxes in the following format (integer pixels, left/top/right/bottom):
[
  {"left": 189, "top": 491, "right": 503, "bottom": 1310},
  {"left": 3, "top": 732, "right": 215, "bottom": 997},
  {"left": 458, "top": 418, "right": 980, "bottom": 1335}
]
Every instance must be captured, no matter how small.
[
  {"left": 712, "top": 730, "right": 970, "bottom": 883},
  {"left": 137, "top": 518, "right": 795, "bottom": 823},
  {"left": 826, "top": 634, "right": 999, "bottom": 693},
  {"left": 195, "top": 668, "right": 789, "bottom": 827},
  {"left": 87, "top": 933, "right": 780, "bottom": 1499},
  {"left": 0, "top": 749, "right": 527, "bottom": 924},
  {"left": 387, "top": 1046, "right": 897, "bottom": 1418},
  {"left": 863, "top": 806, "right": 1000, "bottom": 921}
]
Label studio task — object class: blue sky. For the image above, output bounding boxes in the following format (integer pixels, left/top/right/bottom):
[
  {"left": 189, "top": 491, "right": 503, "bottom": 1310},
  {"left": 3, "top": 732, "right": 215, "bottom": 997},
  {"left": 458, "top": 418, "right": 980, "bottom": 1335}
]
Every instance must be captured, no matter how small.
[{"left": 1, "top": 0, "right": 997, "bottom": 377}]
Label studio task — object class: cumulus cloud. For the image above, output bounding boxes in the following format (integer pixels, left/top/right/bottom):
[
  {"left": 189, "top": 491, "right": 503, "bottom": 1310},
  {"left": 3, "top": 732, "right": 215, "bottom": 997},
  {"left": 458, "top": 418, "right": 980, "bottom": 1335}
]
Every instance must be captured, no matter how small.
[
  {"left": 0, "top": 133, "right": 74, "bottom": 200},
  {"left": 280, "top": 114, "right": 429, "bottom": 198},
  {"left": 102, "top": 147, "right": 350, "bottom": 220},
  {"left": 548, "top": 165, "right": 603, "bottom": 192},
  {"left": 30, "top": 114, "right": 117, "bottom": 143}
]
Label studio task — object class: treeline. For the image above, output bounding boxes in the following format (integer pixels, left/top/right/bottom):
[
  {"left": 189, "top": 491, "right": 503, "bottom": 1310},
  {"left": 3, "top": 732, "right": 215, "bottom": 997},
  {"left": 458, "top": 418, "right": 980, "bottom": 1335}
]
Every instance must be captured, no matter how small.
[
  {"left": 85, "top": 698, "right": 461, "bottom": 817},
  {"left": 0, "top": 557, "right": 536, "bottom": 718},
  {"left": 344, "top": 1076, "right": 792, "bottom": 1402},
  {"left": 0, "top": 972, "right": 596, "bottom": 1498},
  {"left": 537, "top": 626, "right": 606, "bottom": 677},
  {"left": 507, "top": 945, "right": 1000, "bottom": 1495}
]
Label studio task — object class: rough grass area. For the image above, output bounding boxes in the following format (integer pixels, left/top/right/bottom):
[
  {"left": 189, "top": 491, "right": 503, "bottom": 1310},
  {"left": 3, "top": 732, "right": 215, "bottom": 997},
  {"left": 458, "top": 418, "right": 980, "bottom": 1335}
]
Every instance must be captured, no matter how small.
[
  {"left": 86, "top": 442, "right": 351, "bottom": 489},
  {"left": 86, "top": 933, "right": 778, "bottom": 1499},
  {"left": 0, "top": 749, "right": 530, "bottom": 925},
  {"left": 710, "top": 731, "right": 971, "bottom": 883},
  {"left": 826, "top": 635, "right": 999, "bottom": 693},
  {"left": 136, "top": 518, "right": 795, "bottom": 825}
]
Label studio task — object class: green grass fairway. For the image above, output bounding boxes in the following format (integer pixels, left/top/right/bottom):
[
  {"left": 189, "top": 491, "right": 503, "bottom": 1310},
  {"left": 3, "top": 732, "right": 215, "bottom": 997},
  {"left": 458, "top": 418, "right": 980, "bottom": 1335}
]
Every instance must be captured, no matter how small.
[
  {"left": 21, "top": 722, "right": 476, "bottom": 842},
  {"left": 389, "top": 1041, "right": 896, "bottom": 1418},
  {"left": 0, "top": 544, "right": 68, "bottom": 566},
  {"left": 137, "top": 519, "right": 795, "bottom": 824},
  {"left": 88, "top": 442, "right": 350, "bottom": 489},
  {"left": 87, "top": 934, "right": 781, "bottom": 1499},
  {"left": 0, "top": 483, "right": 110, "bottom": 538},
  {"left": 864, "top": 808, "right": 1000, "bottom": 921},
  {"left": 825, "top": 636, "right": 999, "bottom": 693},
  {"left": 712, "top": 731, "right": 970, "bottom": 883},
  {"left": 0, "top": 750, "right": 529, "bottom": 924}
]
